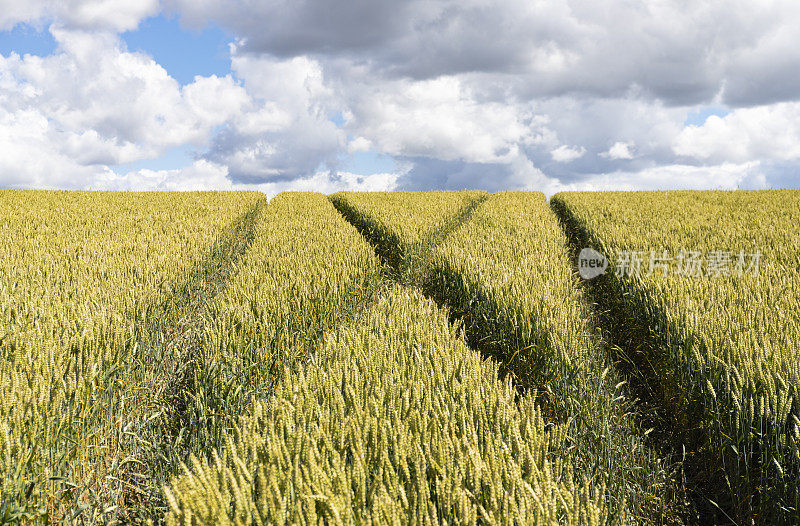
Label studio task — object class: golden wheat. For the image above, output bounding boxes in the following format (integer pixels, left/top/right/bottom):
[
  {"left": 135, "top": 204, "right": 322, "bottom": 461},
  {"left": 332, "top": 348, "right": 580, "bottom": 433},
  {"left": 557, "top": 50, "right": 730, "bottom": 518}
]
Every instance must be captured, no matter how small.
[
  {"left": 552, "top": 190, "right": 800, "bottom": 523},
  {"left": 166, "top": 286, "right": 609, "bottom": 525},
  {"left": 186, "top": 192, "right": 380, "bottom": 455},
  {"left": 0, "top": 190, "right": 263, "bottom": 522},
  {"left": 330, "top": 190, "right": 487, "bottom": 275},
  {"left": 422, "top": 192, "right": 667, "bottom": 522}
]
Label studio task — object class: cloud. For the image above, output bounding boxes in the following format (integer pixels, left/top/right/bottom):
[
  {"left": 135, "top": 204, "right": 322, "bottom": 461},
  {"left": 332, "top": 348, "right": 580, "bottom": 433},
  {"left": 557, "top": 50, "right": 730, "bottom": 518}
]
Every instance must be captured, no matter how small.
[
  {"left": 338, "top": 74, "right": 538, "bottom": 164},
  {"left": 721, "top": 18, "right": 800, "bottom": 106},
  {"left": 673, "top": 103, "right": 800, "bottom": 163},
  {"left": 601, "top": 141, "right": 635, "bottom": 160},
  {"left": 0, "top": 106, "right": 116, "bottom": 189},
  {"left": 94, "top": 159, "right": 234, "bottom": 191},
  {"left": 0, "top": 26, "right": 252, "bottom": 189},
  {"left": 0, "top": 2, "right": 47, "bottom": 31},
  {"left": 550, "top": 144, "right": 586, "bottom": 163},
  {"left": 96, "top": 159, "right": 398, "bottom": 196},
  {"left": 395, "top": 154, "right": 560, "bottom": 194},
  {"left": 0, "top": 0, "right": 158, "bottom": 32},
  {"left": 561, "top": 162, "right": 766, "bottom": 192},
  {"left": 0, "top": 24, "right": 354, "bottom": 190},
  {"left": 2, "top": 1, "right": 800, "bottom": 193},
  {"left": 169, "top": 0, "right": 800, "bottom": 108},
  {"left": 202, "top": 54, "right": 344, "bottom": 183},
  {"left": 347, "top": 136, "right": 372, "bottom": 153},
  {"left": 1, "top": 27, "right": 247, "bottom": 160},
  {"left": 61, "top": 0, "right": 159, "bottom": 32}
]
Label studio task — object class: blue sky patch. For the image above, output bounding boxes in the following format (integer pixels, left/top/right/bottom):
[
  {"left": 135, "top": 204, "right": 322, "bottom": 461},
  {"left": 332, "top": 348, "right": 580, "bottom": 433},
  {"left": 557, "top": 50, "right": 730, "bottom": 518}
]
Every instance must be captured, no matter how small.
[
  {"left": 329, "top": 111, "right": 346, "bottom": 127},
  {"left": 122, "top": 15, "right": 233, "bottom": 86},
  {"left": 684, "top": 106, "right": 730, "bottom": 127},
  {"left": 339, "top": 150, "right": 397, "bottom": 175},
  {"left": 0, "top": 23, "right": 57, "bottom": 57},
  {"left": 112, "top": 146, "right": 195, "bottom": 175}
]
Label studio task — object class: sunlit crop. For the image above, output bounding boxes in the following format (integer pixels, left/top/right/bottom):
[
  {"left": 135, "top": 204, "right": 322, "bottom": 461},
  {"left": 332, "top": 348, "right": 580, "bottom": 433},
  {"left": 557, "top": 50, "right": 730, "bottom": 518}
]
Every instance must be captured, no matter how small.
[
  {"left": 166, "top": 287, "right": 609, "bottom": 525},
  {"left": 330, "top": 190, "right": 488, "bottom": 276},
  {"left": 0, "top": 191, "right": 263, "bottom": 521},
  {"left": 9, "top": 188, "right": 787, "bottom": 524},
  {"left": 552, "top": 190, "right": 800, "bottom": 524},
  {"left": 186, "top": 192, "right": 381, "bottom": 457}
]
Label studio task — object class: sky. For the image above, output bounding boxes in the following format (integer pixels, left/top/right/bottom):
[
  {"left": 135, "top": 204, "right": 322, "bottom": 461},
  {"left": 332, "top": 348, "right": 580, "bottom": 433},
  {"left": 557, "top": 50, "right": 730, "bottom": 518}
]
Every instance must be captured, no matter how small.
[{"left": 0, "top": 0, "right": 798, "bottom": 196}]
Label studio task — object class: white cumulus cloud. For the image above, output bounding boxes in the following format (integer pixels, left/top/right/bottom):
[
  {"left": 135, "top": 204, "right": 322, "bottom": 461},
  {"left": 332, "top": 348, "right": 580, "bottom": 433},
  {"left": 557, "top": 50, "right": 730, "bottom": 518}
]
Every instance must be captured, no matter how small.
[
  {"left": 202, "top": 54, "right": 344, "bottom": 183},
  {"left": 601, "top": 141, "right": 635, "bottom": 160},
  {"left": 550, "top": 144, "right": 586, "bottom": 163},
  {"left": 341, "top": 75, "right": 536, "bottom": 164},
  {"left": 673, "top": 103, "right": 800, "bottom": 163}
]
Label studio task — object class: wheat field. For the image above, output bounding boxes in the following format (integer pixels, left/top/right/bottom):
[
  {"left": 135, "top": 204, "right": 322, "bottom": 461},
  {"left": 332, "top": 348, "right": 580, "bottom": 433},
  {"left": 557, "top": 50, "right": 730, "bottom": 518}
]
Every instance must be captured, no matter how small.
[{"left": 1, "top": 189, "right": 797, "bottom": 525}]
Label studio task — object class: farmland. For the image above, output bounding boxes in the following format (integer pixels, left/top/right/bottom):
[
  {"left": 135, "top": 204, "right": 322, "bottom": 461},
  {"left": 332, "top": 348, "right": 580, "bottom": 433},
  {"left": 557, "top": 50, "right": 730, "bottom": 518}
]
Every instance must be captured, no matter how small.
[
  {"left": 552, "top": 191, "right": 800, "bottom": 524},
  {"left": 0, "top": 191, "right": 265, "bottom": 521},
  {"left": 1, "top": 189, "right": 797, "bottom": 525}
]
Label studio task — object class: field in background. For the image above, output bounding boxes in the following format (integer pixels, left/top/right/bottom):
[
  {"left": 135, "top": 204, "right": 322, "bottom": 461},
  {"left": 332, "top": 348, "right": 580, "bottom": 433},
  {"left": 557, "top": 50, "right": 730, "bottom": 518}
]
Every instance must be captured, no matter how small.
[{"left": 1, "top": 189, "right": 797, "bottom": 525}]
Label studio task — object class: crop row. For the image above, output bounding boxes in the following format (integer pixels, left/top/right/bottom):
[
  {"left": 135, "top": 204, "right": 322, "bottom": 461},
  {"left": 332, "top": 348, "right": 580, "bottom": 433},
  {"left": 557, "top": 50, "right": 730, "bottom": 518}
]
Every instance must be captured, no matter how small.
[
  {"left": 0, "top": 191, "right": 263, "bottom": 522},
  {"left": 10, "top": 188, "right": 793, "bottom": 524},
  {"left": 185, "top": 192, "right": 381, "bottom": 459},
  {"left": 167, "top": 286, "right": 608, "bottom": 525},
  {"left": 331, "top": 191, "right": 671, "bottom": 522},
  {"left": 165, "top": 191, "right": 617, "bottom": 524},
  {"left": 330, "top": 190, "right": 487, "bottom": 279},
  {"left": 552, "top": 190, "right": 800, "bottom": 524}
]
